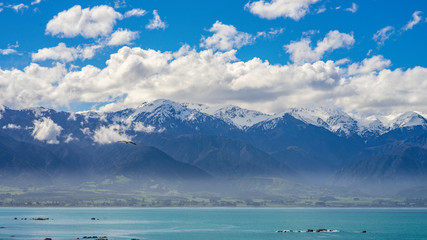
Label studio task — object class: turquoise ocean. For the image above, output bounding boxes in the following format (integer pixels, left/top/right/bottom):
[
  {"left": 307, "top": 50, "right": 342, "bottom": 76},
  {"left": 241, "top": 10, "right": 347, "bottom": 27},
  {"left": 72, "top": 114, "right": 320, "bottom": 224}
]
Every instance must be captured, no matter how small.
[{"left": 1, "top": 208, "right": 427, "bottom": 240}]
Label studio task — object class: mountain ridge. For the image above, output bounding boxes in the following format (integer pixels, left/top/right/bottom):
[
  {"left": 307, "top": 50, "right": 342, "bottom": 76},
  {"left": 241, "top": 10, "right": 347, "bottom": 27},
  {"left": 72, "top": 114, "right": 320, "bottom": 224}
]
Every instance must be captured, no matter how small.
[{"left": 1, "top": 99, "right": 427, "bottom": 196}]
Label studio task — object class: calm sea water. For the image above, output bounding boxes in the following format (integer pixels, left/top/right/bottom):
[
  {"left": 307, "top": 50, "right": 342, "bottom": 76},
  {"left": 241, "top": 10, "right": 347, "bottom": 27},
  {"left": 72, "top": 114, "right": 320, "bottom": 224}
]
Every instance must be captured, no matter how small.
[{"left": 0, "top": 208, "right": 426, "bottom": 240}]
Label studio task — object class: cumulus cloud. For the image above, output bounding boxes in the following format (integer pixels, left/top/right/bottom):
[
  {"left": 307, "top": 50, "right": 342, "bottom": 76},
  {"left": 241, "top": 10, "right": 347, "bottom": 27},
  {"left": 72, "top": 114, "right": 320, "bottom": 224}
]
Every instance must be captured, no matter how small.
[
  {"left": 373, "top": 26, "right": 395, "bottom": 46},
  {"left": 32, "top": 43, "right": 102, "bottom": 62},
  {"left": 345, "top": 3, "right": 358, "bottom": 13},
  {"left": 2, "top": 45, "right": 427, "bottom": 117},
  {"left": 32, "top": 43, "right": 78, "bottom": 62},
  {"left": 124, "top": 8, "right": 146, "bottom": 18},
  {"left": 285, "top": 30, "right": 355, "bottom": 64},
  {"left": 93, "top": 124, "right": 131, "bottom": 144},
  {"left": 145, "top": 10, "right": 166, "bottom": 30},
  {"left": 347, "top": 55, "right": 391, "bottom": 75},
  {"left": 0, "top": 63, "right": 67, "bottom": 108},
  {"left": 338, "top": 66, "right": 427, "bottom": 116},
  {"left": 402, "top": 11, "right": 423, "bottom": 31},
  {"left": 46, "top": 5, "right": 123, "bottom": 38},
  {"left": 201, "top": 21, "right": 255, "bottom": 51},
  {"left": 245, "top": 0, "right": 320, "bottom": 21},
  {"left": 32, "top": 117, "right": 63, "bottom": 144},
  {"left": 107, "top": 29, "right": 139, "bottom": 46}
]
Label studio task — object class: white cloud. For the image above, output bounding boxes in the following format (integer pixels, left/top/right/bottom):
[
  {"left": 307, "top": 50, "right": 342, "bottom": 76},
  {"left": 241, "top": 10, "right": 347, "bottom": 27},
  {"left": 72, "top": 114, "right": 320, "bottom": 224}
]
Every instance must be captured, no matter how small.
[
  {"left": 257, "top": 28, "right": 284, "bottom": 39},
  {"left": 64, "top": 133, "right": 77, "bottom": 143},
  {"left": 32, "top": 43, "right": 102, "bottom": 62},
  {"left": 0, "top": 48, "right": 17, "bottom": 55},
  {"left": 373, "top": 26, "right": 395, "bottom": 46},
  {"left": 10, "top": 3, "right": 28, "bottom": 12},
  {"left": 124, "top": 8, "right": 146, "bottom": 18},
  {"left": 316, "top": 7, "right": 326, "bottom": 14},
  {"left": 2, "top": 123, "right": 22, "bottom": 129},
  {"left": 0, "top": 63, "right": 67, "bottom": 108},
  {"left": 347, "top": 55, "right": 391, "bottom": 75},
  {"left": 32, "top": 43, "right": 78, "bottom": 62},
  {"left": 114, "top": 0, "right": 126, "bottom": 9},
  {"left": 46, "top": 5, "right": 123, "bottom": 38},
  {"left": 32, "top": 117, "right": 63, "bottom": 144},
  {"left": 133, "top": 122, "right": 155, "bottom": 133},
  {"left": 80, "top": 44, "right": 103, "bottom": 60},
  {"left": 0, "top": 42, "right": 19, "bottom": 55},
  {"left": 285, "top": 30, "right": 355, "bottom": 64},
  {"left": 2, "top": 45, "right": 427, "bottom": 117},
  {"left": 93, "top": 124, "right": 131, "bottom": 144},
  {"left": 145, "top": 10, "right": 166, "bottom": 30},
  {"left": 31, "top": 0, "right": 42, "bottom": 5},
  {"left": 107, "top": 29, "right": 139, "bottom": 46},
  {"left": 245, "top": 0, "right": 320, "bottom": 21},
  {"left": 201, "top": 21, "right": 255, "bottom": 51},
  {"left": 345, "top": 3, "right": 358, "bottom": 13},
  {"left": 339, "top": 66, "right": 427, "bottom": 116},
  {"left": 402, "top": 11, "right": 423, "bottom": 31}
]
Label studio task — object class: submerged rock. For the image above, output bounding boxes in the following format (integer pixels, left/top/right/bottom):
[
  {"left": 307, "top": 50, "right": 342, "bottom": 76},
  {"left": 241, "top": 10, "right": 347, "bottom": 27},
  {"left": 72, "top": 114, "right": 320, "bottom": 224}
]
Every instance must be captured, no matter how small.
[
  {"left": 79, "top": 236, "right": 108, "bottom": 240},
  {"left": 276, "top": 228, "right": 339, "bottom": 233}
]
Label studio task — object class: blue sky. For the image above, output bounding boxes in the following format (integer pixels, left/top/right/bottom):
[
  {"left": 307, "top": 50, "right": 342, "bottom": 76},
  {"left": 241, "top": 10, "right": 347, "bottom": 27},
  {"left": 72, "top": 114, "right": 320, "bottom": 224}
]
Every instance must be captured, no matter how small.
[{"left": 0, "top": 0, "right": 426, "bottom": 116}]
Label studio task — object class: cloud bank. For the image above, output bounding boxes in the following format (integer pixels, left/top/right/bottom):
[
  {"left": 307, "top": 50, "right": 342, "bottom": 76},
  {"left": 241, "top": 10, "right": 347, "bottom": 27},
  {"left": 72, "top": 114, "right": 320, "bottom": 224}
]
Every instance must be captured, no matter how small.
[{"left": 1, "top": 45, "right": 427, "bottom": 117}]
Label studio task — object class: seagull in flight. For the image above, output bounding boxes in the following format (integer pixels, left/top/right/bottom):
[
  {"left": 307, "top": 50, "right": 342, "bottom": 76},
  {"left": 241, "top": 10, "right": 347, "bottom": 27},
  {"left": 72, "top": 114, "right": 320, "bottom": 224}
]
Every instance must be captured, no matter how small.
[{"left": 118, "top": 140, "right": 137, "bottom": 145}]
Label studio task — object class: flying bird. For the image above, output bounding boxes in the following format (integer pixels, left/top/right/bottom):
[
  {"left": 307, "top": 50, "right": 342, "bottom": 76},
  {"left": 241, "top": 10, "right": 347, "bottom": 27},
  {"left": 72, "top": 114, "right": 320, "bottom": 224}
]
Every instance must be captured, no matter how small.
[{"left": 118, "top": 140, "right": 136, "bottom": 145}]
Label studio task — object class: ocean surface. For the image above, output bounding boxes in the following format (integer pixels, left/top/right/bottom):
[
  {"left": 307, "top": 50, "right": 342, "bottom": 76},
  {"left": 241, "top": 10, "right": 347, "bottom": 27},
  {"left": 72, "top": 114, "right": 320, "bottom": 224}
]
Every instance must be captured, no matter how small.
[{"left": 0, "top": 208, "right": 426, "bottom": 240}]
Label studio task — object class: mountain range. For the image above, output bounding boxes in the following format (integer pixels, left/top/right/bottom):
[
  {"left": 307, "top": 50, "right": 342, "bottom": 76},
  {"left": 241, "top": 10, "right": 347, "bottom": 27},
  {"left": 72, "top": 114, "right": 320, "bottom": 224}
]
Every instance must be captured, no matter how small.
[{"left": 1, "top": 99, "right": 427, "bottom": 197}]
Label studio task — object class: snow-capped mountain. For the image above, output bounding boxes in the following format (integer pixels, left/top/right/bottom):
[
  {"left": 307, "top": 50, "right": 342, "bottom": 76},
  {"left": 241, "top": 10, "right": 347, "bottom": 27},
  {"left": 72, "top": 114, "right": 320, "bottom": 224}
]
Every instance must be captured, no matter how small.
[
  {"left": 283, "top": 107, "right": 359, "bottom": 136},
  {"left": 357, "top": 117, "right": 389, "bottom": 137},
  {"left": 184, "top": 103, "right": 271, "bottom": 129},
  {"left": 2, "top": 100, "right": 427, "bottom": 141},
  {"left": 391, "top": 112, "right": 427, "bottom": 129},
  {"left": 2, "top": 99, "right": 427, "bottom": 195}
]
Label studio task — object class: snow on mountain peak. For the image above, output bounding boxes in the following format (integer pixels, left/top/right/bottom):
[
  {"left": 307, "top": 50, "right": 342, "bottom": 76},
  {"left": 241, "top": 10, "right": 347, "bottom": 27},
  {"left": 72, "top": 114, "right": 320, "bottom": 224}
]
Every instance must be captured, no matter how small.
[
  {"left": 6, "top": 99, "right": 427, "bottom": 138},
  {"left": 392, "top": 111, "right": 427, "bottom": 129},
  {"left": 212, "top": 105, "right": 271, "bottom": 129},
  {"left": 130, "top": 99, "right": 205, "bottom": 123},
  {"left": 184, "top": 103, "right": 271, "bottom": 129},
  {"left": 283, "top": 107, "right": 359, "bottom": 136}
]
